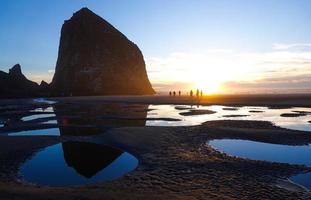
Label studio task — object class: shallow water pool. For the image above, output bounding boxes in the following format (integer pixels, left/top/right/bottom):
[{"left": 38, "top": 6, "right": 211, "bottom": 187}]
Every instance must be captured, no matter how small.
[
  {"left": 33, "top": 98, "right": 57, "bottom": 105},
  {"left": 3, "top": 103, "right": 311, "bottom": 136},
  {"left": 30, "top": 107, "right": 54, "bottom": 113},
  {"left": 208, "top": 139, "right": 311, "bottom": 166},
  {"left": 291, "top": 173, "right": 311, "bottom": 190},
  {"left": 146, "top": 105, "right": 311, "bottom": 132},
  {"left": 9, "top": 128, "right": 60, "bottom": 136},
  {"left": 20, "top": 142, "right": 138, "bottom": 186},
  {"left": 208, "top": 139, "right": 311, "bottom": 190},
  {"left": 22, "top": 114, "right": 56, "bottom": 121}
]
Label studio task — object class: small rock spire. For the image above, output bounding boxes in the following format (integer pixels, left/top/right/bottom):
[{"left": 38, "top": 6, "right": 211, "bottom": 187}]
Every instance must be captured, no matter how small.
[{"left": 9, "top": 64, "right": 22, "bottom": 76}]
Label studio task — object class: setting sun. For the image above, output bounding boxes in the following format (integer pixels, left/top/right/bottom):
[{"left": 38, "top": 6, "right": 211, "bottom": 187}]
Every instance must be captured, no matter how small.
[{"left": 194, "top": 80, "right": 221, "bottom": 94}]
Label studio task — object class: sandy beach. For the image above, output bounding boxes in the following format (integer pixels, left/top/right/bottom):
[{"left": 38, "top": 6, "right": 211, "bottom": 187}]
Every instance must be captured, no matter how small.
[
  {"left": 0, "top": 95, "right": 311, "bottom": 199},
  {"left": 2, "top": 1, "right": 311, "bottom": 199}
]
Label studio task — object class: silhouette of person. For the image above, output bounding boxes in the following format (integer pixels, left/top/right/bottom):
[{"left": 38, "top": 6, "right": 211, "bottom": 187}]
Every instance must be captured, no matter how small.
[
  {"left": 178, "top": 91, "right": 181, "bottom": 96},
  {"left": 169, "top": 91, "right": 172, "bottom": 96},
  {"left": 190, "top": 90, "right": 193, "bottom": 97},
  {"left": 196, "top": 89, "right": 199, "bottom": 97},
  {"left": 173, "top": 91, "right": 176, "bottom": 96},
  {"left": 200, "top": 90, "right": 203, "bottom": 97}
]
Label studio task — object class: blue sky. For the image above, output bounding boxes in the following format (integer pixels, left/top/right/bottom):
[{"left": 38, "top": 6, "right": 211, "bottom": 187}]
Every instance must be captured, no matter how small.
[{"left": 1, "top": 0, "right": 311, "bottom": 93}]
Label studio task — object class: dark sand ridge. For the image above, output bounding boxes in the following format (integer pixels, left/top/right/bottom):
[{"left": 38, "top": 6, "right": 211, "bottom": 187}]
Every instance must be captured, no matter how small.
[
  {"left": 1, "top": 120, "right": 311, "bottom": 199},
  {"left": 249, "top": 110, "right": 265, "bottom": 113},
  {"left": 174, "top": 106, "right": 192, "bottom": 110},
  {"left": 293, "top": 111, "right": 311, "bottom": 114},
  {"left": 222, "top": 115, "right": 250, "bottom": 118},
  {"left": 179, "top": 109, "right": 216, "bottom": 116},
  {"left": 222, "top": 107, "right": 240, "bottom": 111},
  {"left": 280, "top": 110, "right": 311, "bottom": 118},
  {"left": 281, "top": 113, "right": 308, "bottom": 117}
]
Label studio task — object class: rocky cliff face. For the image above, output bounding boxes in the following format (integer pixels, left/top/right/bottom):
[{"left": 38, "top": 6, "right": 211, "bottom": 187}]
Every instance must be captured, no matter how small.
[
  {"left": 51, "top": 7, "right": 154, "bottom": 96},
  {"left": 0, "top": 64, "right": 40, "bottom": 98}
]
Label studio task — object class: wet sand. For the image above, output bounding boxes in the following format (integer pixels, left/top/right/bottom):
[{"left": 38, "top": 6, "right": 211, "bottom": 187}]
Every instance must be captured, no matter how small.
[
  {"left": 179, "top": 109, "right": 216, "bottom": 116},
  {"left": 1, "top": 95, "right": 311, "bottom": 199},
  {"left": 249, "top": 110, "right": 264, "bottom": 113},
  {"left": 281, "top": 113, "right": 308, "bottom": 117},
  {"left": 222, "top": 114, "right": 250, "bottom": 118},
  {"left": 0, "top": 121, "right": 311, "bottom": 199}
]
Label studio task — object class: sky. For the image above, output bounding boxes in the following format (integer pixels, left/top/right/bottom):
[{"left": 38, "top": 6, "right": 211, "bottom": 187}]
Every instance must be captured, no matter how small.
[{"left": 1, "top": 0, "right": 311, "bottom": 93}]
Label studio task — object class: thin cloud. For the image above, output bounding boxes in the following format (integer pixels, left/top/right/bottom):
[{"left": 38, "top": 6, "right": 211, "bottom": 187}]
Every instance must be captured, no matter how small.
[
  {"left": 222, "top": 74, "right": 311, "bottom": 93},
  {"left": 146, "top": 44, "right": 311, "bottom": 93},
  {"left": 272, "top": 43, "right": 311, "bottom": 51}
]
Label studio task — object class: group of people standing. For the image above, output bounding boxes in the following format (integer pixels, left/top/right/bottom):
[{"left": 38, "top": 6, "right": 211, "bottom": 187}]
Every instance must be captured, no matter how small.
[{"left": 169, "top": 89, "right": 203, "bottom": 97}]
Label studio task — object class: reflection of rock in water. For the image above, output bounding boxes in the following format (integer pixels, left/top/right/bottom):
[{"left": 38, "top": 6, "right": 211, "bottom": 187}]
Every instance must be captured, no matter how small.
[
  {"left": 53, "top": 103, "right": 148, "bottom": 136},
  {"left": 62, "top": 141, "right": 123, "bottom": 178}
]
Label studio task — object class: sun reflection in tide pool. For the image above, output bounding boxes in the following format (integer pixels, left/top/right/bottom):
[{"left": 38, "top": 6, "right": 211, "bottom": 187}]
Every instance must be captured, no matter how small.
[{"left": 146, "top": 105, "right": 311, "bottom": 132}]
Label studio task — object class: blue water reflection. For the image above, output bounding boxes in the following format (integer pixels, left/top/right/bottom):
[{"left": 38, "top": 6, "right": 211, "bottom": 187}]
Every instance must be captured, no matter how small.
[
  {"left": 291, "top": 173, "right": 311, "bottom": 190},
  {"left": 208, "top": 139, "right": 311, "bottom": 190},
  {"left": 22, "top": 114, "right": 56, "bottom": 121},
  {"left": 9, "top": 128, "right": 60, "bottom": 136},
  {"left": 21, "top": 142, "right": 138, "bottom": 186},
  {"left": 209, "top": 139, "right": 311, "bottom": 166}
]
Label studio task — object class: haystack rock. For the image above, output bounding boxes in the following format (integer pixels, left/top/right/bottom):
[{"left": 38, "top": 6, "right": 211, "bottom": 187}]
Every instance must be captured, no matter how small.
[
  {"left": 51, "top": 8, "right": 155, "bottom": 96},
  {"left": 0, "top": 64, "right": 39, "bottom": 98}
]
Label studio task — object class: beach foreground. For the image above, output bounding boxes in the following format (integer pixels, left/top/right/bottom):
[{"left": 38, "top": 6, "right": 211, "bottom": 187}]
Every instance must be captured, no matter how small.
[{"left": 0, "top": 95, "right": 311, "bottom": 199}]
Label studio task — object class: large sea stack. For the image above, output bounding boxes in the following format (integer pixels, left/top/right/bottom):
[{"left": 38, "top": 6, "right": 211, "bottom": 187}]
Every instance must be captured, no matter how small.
[{"left": 51, "top": 8, "right": 155, "bottom": 96}]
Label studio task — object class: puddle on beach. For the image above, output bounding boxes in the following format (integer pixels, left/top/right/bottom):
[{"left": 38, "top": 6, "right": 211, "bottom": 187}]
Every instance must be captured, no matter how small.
[
  {"left": 291, "top": 173, "right": 311, "bottom": 190},
  {"left": 22, "top": 114, "right": 56, "bottom": 121},
  {"left": 1, "top": 99, "right": 311, "bottom": 189},
  {"left": 208, "top": 139, "right": 311, "bottom": 166},
  {"left": 1, "top": 100, "right": 311, "bottom": 136},
  {"left": 42, "top": 120, "right": 58, "bottom": 124},
  {"left": 9, "top": 128, "right": 60, "bottom": 136},
  {"left": 30, "top": 107, "right": 54, "bottom": 113},
  {"left": 33, "top": 98, "right": 56, "bottom": 105},
  {"left": 146, "top": 105, "right": 311, "bottom": 132},
  {"left": 20, "top": 141, "right": 138, "bottom": 186},
  {"left": 208, "top": 139, "right": 311, "bottom": 190}
]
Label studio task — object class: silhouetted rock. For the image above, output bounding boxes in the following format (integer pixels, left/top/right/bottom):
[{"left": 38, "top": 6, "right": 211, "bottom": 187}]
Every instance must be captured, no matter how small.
[
  {"left": 9, "top": 64, "right": 23, "bottom": 76},
  {"left": 0, "top": 64, "right": 40, "bottom": 98},
  {"left": 39, "top": 80, "right": 50, "bottom": 91},
  {"left": 51, "top": 7, "right": 155, "bottom": 96},
  {"left": 36, "top": 80, "right": 51, "bottom": 97},
  {"left": 40, "top": 80, "right": 49, "bottom": 88}
]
